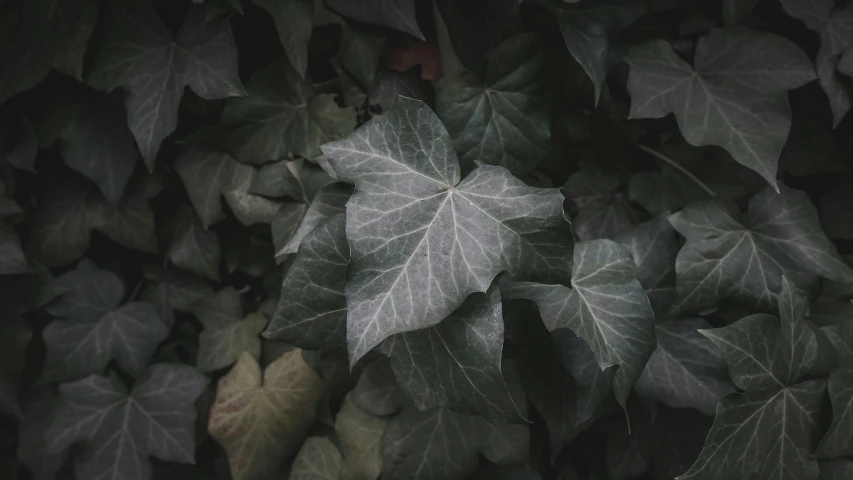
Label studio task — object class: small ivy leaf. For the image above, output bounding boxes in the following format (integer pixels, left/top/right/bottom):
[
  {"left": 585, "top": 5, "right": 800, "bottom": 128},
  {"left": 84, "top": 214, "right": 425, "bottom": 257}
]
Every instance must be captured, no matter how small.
[
  {"left": 251, "top": 0, "right": 313, "bottom": 79},
  {"left": 322, "top": 97, "right": 573, "bottom": 365},
  {"left": 337, "top": 27, "right": 385, "bottom": 90},
  {"left": 0, "top": 0, "right": 98, "bottom": 106},
  {"left": 0, "top": 224, "right": 29, "bottom": 275},
  {"left": 381, "top": 406, "right": 528, "bottom": 480},
  {"left": 564, "top": 164, "right": 645, "bottom": 241},
  {"left": 191, "top": 287, "right": 268, "bottom": 372},
  {"left": 17, "top": 390, "right": 68, "bottom": 480},
  {"left": 327, "top": 0, "right": 424, "bottom": 40},
  {"left": 187, "top": 58, "right": 356, "bottom": 165},
  {"left": 350, "top": 358, "right": 404, "bottom": 417},
  {"left": 385, "top": 283, "right": 523, "bottom": 424},
  {"left": 290, "top": 437, "right": 342, "bottom": 480},
  {"left": 779, "top": 0, "right": 853, "bottom": 126},
  {"left": 615, "top": 216, "right": 678, "bottom": 317},
  {"left": 436, "top": 32, "right": 550, "bottom": 175},
  {"left": 96, "top": 186, "right": 159, "bottom": 254},
  {"left": 681, "top": 283, "right": 825, "bottom": 480},
  {"left": 625, "top": 29, "right": 816, "bottom": 187},
  {"left": 209, "top": 350, "right": 325, "bottom": 480},
  {"left": 46, "top": 365, "right": 208, "bottom": 480},
  {"left": 635, "top": 318, "right": 736, "bottom": 415},
  {"left": 335, "top": 394, "right": 386, "bottom": 480},
  {"left": 272, "top": 203, "right": 309, "bottom": 260},
  {"left": 176, "top": 147, "right": 283, "bottom": 228},
  {"left": 503, "top": 239, "right": 656, "bottom": 410},
  {"left": 816, "top": 368, "right": 853, "bottom": 458},
  {"left": 39, "top": 259, "right": 169, "bottom": 384},
  {"left": 139, "top": 267, "right": 213, "bottom": 326},
  {"left": 821, "top": 175, "right": 853, "bottom": 240},
  {"left": 276, "top": 183, "right": 351, "bottom": 257},
  {"left": 167, "top": 205, "right": 222, "bottom": 281},
  {"left": 0, "top": 316, "right": 31, "bottom": 421},
  {"left": 87, "top": 1, "right": 245, "bottom": 169},
  {"left": 722, "top": 0, "right": 761, "bottom": 25},
  {"left": 824, "top": 319, "right": 853, "bottom": 362},
  {"left": 556, "top": 0, "right": 645, "bottom": 105},
  {"left": 250, "top": 160, "right": 305, "bottom": 201},
  {"left": 668, "top": 185, "right": 853, "bottom": 314},
  {"left": 266, "top": 214, "right": 348, "bottom": 350}
]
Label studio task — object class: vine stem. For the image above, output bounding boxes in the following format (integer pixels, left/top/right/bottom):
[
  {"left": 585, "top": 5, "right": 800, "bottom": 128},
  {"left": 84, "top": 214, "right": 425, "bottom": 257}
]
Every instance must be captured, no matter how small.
[{"left": 636, "top": 144, "right": 717, "bottom": 197}]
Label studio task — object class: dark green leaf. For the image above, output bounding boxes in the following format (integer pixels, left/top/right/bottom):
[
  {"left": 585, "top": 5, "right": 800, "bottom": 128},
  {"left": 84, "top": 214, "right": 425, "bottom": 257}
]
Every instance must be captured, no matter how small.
[
  {"left": 88, "top": 1, "right": 245, "bottom": 168},
  {"left": 350, "top": 358, "right": 404, "bottom": 417},
  {"left": 16, "top": 390, "right": 68, "bottom": 480},
  {"left": 821, "top": 175, "right": 853, "bottom": 240},
  {"left": 327, "top": 0, "right": 423, "bottom": 39},
  {"left": 167, "top": 205, "right": 222, "bottom": 281},
  {"left": 626, "top": 29, "right": 816, "bottom": 186},
  {"left": 564, "top": 164, "right": 644, "bottom": 241},
  {"left": 816, "top": 368, "right": 853, "bottom": 458},
  {"left": 275, "top": 183, "right": 351, "bottom": 257},
  {"left": 0, "top": 224, "right": 29, "bottom": 275},
  {"left": 615, "top": 216, "right": 678, "bottom": 316},
  {"left": 251, "top": 0, "right": 313, "bottom": 78},
  {"left": 0, "top": 316, "right": 31, "bottom": 420},
  {"left": 140, "top": 267, "right": 213, "bottom": 325},
  {"left": 191, "top": 287, "right": 267, "bottom": 372}
]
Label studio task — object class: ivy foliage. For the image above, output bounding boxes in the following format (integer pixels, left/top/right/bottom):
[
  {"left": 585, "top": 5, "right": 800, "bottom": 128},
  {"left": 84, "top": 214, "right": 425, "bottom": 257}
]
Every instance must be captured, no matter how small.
[{"left": 3, "top": 0, "right": 853, "bottom": 479}]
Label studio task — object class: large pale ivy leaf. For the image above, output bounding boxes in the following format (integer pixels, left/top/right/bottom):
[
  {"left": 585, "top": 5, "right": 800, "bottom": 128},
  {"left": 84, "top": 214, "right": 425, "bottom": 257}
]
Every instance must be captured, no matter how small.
[
  {"left": 816, "top": 368, "right": 853, "bottom": 458},
  {"left": 327, "top": 0, "right": 424, "bottom": 39},
  {"left": 87, "top": 0, "right": 245, "bottom": 169},
  {"left": 0, "top": 0, "right": 98, "bottom": 106},
  {"left": 140, "top": 267, "right": 213, "bottom": 326},
  {"left": 625, "top": 28, "right": 816, "bottom": 187},
  {"left": 0, "top": 224, "right": 29, "bottom": 275},
  {"left": 322, "top": 97, "right": 573, "bottom": 364},
  {"left": 503, "top": 239, "right": 655, "bottom": 409},
  {"left": 266, "top": 214, "right": 348, "bottom": 350},
  {"left": 176, "top": 147, "right": 284, "bottom": 228},
  {"left": 556, "top": 0, "right": 645, "bottom": 104},
  {"left": 385, "top": 283, "right": 522, "bottom": 423},
  {"left": 668, "top": 185, "right": 853, "bottom": 314},
  {"left": 46, "top": 364, "right": 208, "bottom": 480},
  {"left": 681, "top": 281, "right": 825, "bottom": 480},
  {"left": 191, "top": 287, "right": 268, "bottom": 372},
  {"left": 209, "top": 350, "right": 324, "bottom": 480},
  {"left": 635, "top": 318, "right": 735, "bottom": 415},
  {"left": 167, "top": 205, "right": 222, "bottom": 281},
  {"left": 39, "top": 259, "right": 169, "bottom": 384},
  {"left": 251, "top": 0, "right": 313, "bottom": 79},
  {"left": 779, "top": 0, "right": 853, "bottom": 126},
  {"left": 335, "top": 394, "right": 386, "bottom": 480},
  {"left": 290, "top": 437, "right": 342, "bottom": 480},
  {"left": 351, "top": 358, "right": 404, "bottom": 417},
  {"left": 436, "top": 32, "right": 550, "bottom": 175},
  {"left": 564, "top": 164, "right": 645, "bottom": 242},
  {"left": 189, "top": 58, "right": 355, "bottom": 165},
  {"left": 276, "top": 183, "right": 351, "bottom": 257},
  {"left": 615, "top": 216, "right": 678, "bottom": 317},
  {"left": 381, "top": 406, "right": 528, "bottom": 480}
]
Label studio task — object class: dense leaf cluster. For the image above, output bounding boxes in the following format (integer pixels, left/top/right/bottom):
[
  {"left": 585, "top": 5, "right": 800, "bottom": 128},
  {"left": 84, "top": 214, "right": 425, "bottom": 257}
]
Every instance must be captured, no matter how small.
[{"left": 3, "top": 0, "right": 853, "bottom": 479}]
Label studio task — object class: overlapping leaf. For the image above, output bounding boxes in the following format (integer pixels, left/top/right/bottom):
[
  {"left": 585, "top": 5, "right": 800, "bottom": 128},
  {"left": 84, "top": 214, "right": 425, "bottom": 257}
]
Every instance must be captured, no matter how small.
[
  {"left": 191, "top": 287, "right": 268, "bottom": 372},
  {"left": 322, "top": 97, "right": 573, "bottom": 364},
  {"left": 290, "top": 437, "right": 342, "bottom": 480},
  {"left": 167, "top": 205, "right": 222, "bottom": 281},
  {"left": 251, "top": 0, "right": 313, "bottom": 78},
  {"left": 327, "top": 0, "right": 423, "bottom": 39},
  {"left": 565, "top": 164, "right": 645, "bottom": 242},
  {"left": 626, "top": 28, "right": 816, "bottom": 186},
  {"left": 335, "top": 395, "right": 386, "bottom": 480}
]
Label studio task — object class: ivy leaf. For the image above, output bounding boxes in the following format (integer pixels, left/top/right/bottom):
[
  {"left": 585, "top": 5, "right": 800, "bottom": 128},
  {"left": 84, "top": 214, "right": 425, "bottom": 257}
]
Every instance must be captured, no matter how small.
[
  {"left": 722, "top": 0, "right": 761, "bottom": 25},
  {"left": 251, "top": 0, "right": 313, "bottom": 78},
  {"left": 251, "top": 160, "right": 305, "bottom": 201},
  {"left": 335, "top": 394, "right": 386, "bottom": 480},
  {"left": 276, "top": 183, "right": 351, "bottom": 257},
  {"left": 635, "top": 318, "right": 735, "bottom": 415},
  {"left": 337, "top": 27, "right": 385, "bottom": 90},
  {"left": 0, "top": 0, "right": 98, "bottom": 106},
  {"left": 381, "top": 406, "right": 528, "bottom": 480},
  {"left": 322, "top": 97, "right": 573, "bottom": 364},
  {"left": 625, "top": 29, "right": 816, "bottom": 187},
  {"left": 327, "top": 0, "right": 424, "bottom": 39},
  {"left": 385, "top": 283, "right": 522, "bottom": 423},
  {"left": 88, "top": 1, "right": 245, "bottom": 168},
  {"left": 820, "top": 460, "right": 853, "bottom": 479},
  {"left": 503, "top": 239, "right": 656, "bottom": 410},
  {"left": 290, "top": 437, "right": 342, "bottom": 480},
  {"left": 46, "top": 365, "right": 208, "bottom": 480},
  {"left": 209, "top": 350, "right": 325, "bottom": 480},
  {"left": 266, "top": 214, "right": 347, "bottom": 350},
  {"left": 0, "top": 316, "right": 31, "bottom": 420},
  {"left": 668, "top": 185, "right": 853, "bottom": 314},
  {"left": 272, "top": 203, "right": 309, "bottom": 261},
  {"left": 351, "top": 358, "right": 404, "bottom": 417},
  {"left": 17, "top": 390, "right": 68, "bottom": 480},
  {"left": 167, "top": 205, "right": 222, "bottom": 281},
  {"left": 615, "top": 216, "right": 678, "bottom": 317},
  {"left": 191, "top": 287, "right": 268, "bottom": 372},
  {"left": 436, "top": 32, "right": 550, "bottom": 175},
  {"left": 140, "top": 267, "right": 213, "bottom": 325},
  {"left": 779, "top": 0, "right": 853, "bottom": 126},
  {"left": 556, "top": 0, "right": 645, "bottom": 104},
  {"left": 177, "top": 147, "right": 284, "bottom": 228},
  {"left": 816, "top": 368, "right": 853, "bottom": 458},
  {"left": 0, "top": 224, "right": 29, "bottom": 275},
  {"left": 681, "top": 279, "right": 824, "bottom": 480},
  {"left": 564, "top": 164, "right": 645, "bottom": 242},
  {"left": 189, "top": 58, "right": 355, "bottom": 165},
  {"left": 0, "top": 115, "right": 37, "bottom": 172},
  {"left": 39, "top": 259, "right": 169, "bottom": 384}
]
